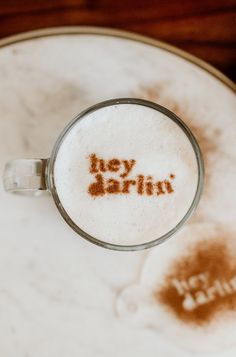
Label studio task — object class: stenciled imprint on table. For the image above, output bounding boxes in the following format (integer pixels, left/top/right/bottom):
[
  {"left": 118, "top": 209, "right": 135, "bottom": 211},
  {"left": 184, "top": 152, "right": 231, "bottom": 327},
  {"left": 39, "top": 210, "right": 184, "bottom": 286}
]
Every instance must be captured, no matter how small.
[{"left": 155, "top": 237, "right": 236, "bottom": 326}]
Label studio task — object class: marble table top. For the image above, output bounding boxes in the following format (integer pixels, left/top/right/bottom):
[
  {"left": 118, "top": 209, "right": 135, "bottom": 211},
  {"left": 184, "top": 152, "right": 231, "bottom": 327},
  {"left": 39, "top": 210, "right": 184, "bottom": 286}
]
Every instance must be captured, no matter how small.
[{"left": 0, "top": 28, "right": 235, "bottom": 357}]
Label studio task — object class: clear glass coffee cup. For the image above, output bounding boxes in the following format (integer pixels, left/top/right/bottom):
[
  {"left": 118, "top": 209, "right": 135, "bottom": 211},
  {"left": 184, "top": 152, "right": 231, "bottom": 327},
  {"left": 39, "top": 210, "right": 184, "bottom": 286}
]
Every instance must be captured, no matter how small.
[{"left": 3, "top": 98, "right": 204, "bottom": 251}]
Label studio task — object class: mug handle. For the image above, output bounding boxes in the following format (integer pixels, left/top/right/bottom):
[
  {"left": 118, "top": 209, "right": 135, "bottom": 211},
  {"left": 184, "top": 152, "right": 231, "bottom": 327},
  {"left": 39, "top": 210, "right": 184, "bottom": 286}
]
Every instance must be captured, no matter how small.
[{"left": 3, "top": 159, "right": 48, "bottom": 193}]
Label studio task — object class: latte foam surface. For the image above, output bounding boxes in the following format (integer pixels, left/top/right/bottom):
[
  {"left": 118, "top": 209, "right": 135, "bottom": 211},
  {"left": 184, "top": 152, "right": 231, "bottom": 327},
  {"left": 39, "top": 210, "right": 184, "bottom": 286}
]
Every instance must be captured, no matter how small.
[{"left": 53, "top": 103, "right": 199, "bottom": 246}]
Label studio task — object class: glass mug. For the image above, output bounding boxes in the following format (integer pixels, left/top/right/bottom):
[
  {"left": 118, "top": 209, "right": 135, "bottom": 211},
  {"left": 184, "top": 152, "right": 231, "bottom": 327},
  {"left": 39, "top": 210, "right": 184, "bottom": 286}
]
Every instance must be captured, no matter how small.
[{"left": 3, "top": 98, "right": 204, "bottom": 251}]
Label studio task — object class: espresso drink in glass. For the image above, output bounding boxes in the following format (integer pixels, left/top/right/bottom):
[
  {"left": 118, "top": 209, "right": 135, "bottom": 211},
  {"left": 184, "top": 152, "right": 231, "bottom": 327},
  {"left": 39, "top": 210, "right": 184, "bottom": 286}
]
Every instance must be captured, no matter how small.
[{"left": 3, "top": 99, "right": 204, "bottom": 250}]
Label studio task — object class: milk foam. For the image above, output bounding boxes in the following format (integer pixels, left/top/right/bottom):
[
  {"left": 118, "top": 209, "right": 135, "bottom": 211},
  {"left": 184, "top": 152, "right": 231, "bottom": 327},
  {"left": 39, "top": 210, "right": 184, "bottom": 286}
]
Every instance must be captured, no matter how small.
[{"left": 53, "top": 103, "right": 199, "bottom": 246}]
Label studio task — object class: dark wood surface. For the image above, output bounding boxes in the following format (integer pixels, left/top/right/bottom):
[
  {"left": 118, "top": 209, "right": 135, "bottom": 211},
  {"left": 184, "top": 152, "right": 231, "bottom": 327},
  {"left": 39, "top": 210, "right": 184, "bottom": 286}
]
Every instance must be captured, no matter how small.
[{"left": 0, "top": 0, "right": 235, "bottom": 82}]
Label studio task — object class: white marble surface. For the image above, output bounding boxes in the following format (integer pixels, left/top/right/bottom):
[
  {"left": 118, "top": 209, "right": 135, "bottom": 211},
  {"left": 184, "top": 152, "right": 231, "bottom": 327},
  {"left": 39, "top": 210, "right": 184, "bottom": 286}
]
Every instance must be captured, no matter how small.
[{"left": 0, "top": 31, "right": 236, "bottom": 357}]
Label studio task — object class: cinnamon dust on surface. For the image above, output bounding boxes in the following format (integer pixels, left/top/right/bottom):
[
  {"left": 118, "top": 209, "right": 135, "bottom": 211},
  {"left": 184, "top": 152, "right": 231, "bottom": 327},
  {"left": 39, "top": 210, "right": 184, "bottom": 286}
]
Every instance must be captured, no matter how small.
[
  {"left": 133, "top": 83, "right": 220, "bottom": 157},
  {"left": 132, "top": 83, "right": 222, "bottom": 196},
  {"left": 154, "top": 239, "right": 236, "bottom": 326}
]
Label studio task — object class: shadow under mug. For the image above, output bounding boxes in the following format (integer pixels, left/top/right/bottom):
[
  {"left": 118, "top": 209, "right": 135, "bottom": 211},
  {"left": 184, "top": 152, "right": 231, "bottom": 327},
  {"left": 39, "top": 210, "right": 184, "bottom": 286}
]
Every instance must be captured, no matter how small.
[{"left": 3, "top": 98, "right": 204, "bottom": 251}]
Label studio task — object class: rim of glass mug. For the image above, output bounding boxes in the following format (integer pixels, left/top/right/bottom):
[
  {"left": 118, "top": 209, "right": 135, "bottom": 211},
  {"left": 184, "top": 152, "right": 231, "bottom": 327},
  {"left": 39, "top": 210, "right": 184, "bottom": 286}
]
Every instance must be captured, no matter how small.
[{"left": 44, "top": 98, "right": 204, "bottom": 251}]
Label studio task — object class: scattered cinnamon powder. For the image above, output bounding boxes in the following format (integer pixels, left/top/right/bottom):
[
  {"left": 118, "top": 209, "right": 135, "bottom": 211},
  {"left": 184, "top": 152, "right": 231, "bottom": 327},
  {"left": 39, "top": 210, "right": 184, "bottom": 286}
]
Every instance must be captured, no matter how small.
[
  {"left": 132, "top": 83, "right": 222, "bottom": 196},
  {"left": 154, "top": 239, "right": 236, "bottom": 326},
  {"left": 133, "top": 84, "right": 221, "bottom": 158}
]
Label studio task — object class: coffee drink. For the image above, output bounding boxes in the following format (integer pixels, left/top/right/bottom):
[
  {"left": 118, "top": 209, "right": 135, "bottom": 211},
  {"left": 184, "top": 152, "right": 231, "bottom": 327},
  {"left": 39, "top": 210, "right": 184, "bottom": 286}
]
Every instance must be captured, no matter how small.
[{"left": 52, "top": 100, "right": 202, "bottom": 247}]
